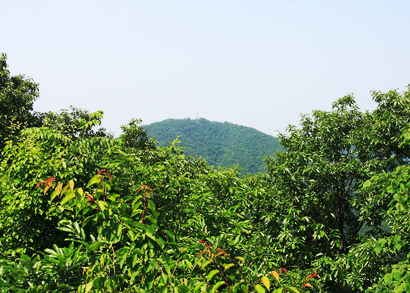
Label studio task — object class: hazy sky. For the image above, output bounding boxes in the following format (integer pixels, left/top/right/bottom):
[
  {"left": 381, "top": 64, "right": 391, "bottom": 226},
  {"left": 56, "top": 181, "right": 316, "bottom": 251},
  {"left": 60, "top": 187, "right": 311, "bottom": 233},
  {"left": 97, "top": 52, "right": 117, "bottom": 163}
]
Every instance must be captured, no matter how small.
[{"left": 2, "top": 1, "right": 410, "bottom": 137}]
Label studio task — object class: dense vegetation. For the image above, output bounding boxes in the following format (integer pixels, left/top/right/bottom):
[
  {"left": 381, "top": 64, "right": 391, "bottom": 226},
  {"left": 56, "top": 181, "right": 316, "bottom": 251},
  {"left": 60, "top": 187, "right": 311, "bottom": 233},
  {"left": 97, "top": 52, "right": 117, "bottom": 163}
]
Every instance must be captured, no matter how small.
[
  {"left": 1, "top": 52, "right": 410, "bottom": 292},
  {"left": 142, "top": 118, "right": 283, "bottom": 174}
]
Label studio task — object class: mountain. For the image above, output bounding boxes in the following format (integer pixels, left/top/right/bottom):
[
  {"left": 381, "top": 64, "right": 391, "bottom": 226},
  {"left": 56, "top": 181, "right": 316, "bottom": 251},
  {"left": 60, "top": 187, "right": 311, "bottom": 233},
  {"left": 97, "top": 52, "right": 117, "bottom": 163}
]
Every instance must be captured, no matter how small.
[{"left": 142, "top": 118, "right": 283, "bottom": 173}]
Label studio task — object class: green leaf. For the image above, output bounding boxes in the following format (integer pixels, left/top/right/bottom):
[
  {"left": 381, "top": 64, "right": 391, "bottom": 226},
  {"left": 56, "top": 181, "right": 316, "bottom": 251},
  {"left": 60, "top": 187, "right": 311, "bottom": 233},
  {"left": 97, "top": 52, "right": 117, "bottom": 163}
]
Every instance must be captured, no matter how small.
[
  {"left": 74, "top": 222, "right": 81, "bottom": 235},
  {"left": 363, "top": 180, "right": 372, "bottom": 188},
  {"left": 44, "top": 248, "right": 57, "bottom": 255},
  {"left": 288, "top": 287, "right": 300, "bottom": 293},
  {"left": 384, "top": 273, "right": 393, "bottom": 284},
  {"left": 387, "top": 185, "right": 396, "bottom": 194},
  {"left": 68, "top": 179, "right": 74, "bottom": 191},
  {"left": 116, "top": 222, "right": 123, "bottom": 237},
  {"left": 61, "top": 183, "right": 70, "bottom": 195},
  {"left": 86, "top": 175, "right": 102, "bottom": 188},
  {"left": 132, "top": 253, "right": 139, "bottom": 268},
  {"left": 211, "top": 281, "right": 225, "bottom": 293},
  {"left": 19, "top": 254, "right": 31, "bottom": 262},
  {"left": 177, "top": 285, "right": 189, "bottom": 293},
  {"left": 76, "top": 187, "right": 84, "bottom": 197},
  {"left": 50, "top": 189, "right": 60, "bottom": 202},
  {"left": 85, "top": 281, "right": 93, "bottom": 293},
  {"left": 156, "top": 237, "right": 165, "bottom": 249},
  {"left": 392, "top": 270, "right": 405, "bottom": 282},
  {"left": 161, "top": 273, "right": 168, "bottom": 284},
  {"left": 194, "top": 282, "right": 205, "bottom": 292},
  {"left": 132, "top": 196, "right": 142, "bottom": 207},
  {"left": 50, "top": 182, "right": 63, "bottom": 201},
  {"left": 254, "top": 284, "right": 265, "bottom": 293},
  {"left": 61, "top": 191, "right": 76, "bottom": 205},
  {"left": 202, "top": 260, "right": 212, "bottom": 269},
  {"left": 375, "top": 238, "right": 387, "bottom": 254},
  {"left": 206, "top": 269, "right": 220, "bottom": 282},
  {"left": 97, "top": 201, "right": 107, "bottom": 212},
  {"left": 396, "top": 202, "right": 405, "bottom": 212}
]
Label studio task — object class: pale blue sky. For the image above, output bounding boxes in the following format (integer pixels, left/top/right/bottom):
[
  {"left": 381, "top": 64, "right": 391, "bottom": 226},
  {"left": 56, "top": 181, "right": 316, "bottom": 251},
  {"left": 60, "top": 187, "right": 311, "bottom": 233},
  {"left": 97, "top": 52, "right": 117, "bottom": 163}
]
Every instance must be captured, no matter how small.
[{"left": 2, "top": 1, "right": 410, "bottom": 136}]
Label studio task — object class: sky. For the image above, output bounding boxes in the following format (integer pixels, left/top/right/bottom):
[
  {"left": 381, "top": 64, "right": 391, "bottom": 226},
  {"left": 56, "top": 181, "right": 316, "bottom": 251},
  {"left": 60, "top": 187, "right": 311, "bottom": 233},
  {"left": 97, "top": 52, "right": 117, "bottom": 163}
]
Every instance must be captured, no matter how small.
[{"left": 2, "top": 1, "right": 410, "bottom": 137}]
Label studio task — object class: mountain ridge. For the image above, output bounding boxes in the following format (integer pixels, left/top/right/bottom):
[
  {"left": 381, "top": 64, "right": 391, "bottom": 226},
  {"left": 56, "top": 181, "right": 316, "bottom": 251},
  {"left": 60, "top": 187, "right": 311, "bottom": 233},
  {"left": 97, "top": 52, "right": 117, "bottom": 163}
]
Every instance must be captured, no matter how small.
[{"left": 142, "top": 118, "right": 283, "bottom": 173}]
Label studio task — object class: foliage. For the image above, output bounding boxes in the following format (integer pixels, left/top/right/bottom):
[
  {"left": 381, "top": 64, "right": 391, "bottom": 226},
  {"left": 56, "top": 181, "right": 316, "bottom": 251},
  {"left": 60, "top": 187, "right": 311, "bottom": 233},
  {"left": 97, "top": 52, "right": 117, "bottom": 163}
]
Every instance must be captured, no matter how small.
[
  {"left": 2, "top": 55, "right": 410, "bottom": 292},
  {"left": 264, "top": 87, "right": 410, "bottom": 291},
  {"left": 0, "top": 110, "right": 114, "bottom": 256},
  {"left": 360, "top": 126, "right": 410, "bottom": 292},
  {"left": 0, "top": 171, "right": 320, "bottom": 292},
  {"left": 120, "top": 118, "right": 157, "bottom": 150},
  {"left": 0, "top": 53, "right": 43, "bottom": 151},
  {"left": 43, "top": 106, "right": 111, "bottom": 140},
  {"left": 142, "top": 118, "right": 283, "bottom": 174}
]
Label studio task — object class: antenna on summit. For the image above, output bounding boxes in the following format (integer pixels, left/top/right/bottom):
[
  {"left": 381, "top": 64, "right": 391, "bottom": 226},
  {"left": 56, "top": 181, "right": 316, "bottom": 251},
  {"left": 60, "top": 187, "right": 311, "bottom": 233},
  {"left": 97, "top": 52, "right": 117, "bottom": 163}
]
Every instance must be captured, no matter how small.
[{"left": 197, "top": 112, "right": 198, "bottom": 120}]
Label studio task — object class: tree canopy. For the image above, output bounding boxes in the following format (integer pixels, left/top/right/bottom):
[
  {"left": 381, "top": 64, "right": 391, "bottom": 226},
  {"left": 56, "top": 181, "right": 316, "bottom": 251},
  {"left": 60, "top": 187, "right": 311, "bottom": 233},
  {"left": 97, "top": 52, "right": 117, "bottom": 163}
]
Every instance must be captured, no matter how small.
[
  {"left": 264, "top": 89, "right": 410, "bottom": 290},
  {"left": 1, "top": 54, "right": 410, "bottom": 292},
  {"left": 0, "top": 53, "right": 43, "bottom": 150}
]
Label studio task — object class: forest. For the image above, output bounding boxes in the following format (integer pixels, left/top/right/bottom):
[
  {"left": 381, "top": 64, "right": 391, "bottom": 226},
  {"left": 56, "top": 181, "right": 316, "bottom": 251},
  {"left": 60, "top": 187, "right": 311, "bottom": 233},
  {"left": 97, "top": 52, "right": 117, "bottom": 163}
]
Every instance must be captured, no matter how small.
[
  {"left": 142, "top": 118, "right": 283, "bottom": 174},
  {"left": 1, "top": 52, "right": 410, "bottom": 292}
]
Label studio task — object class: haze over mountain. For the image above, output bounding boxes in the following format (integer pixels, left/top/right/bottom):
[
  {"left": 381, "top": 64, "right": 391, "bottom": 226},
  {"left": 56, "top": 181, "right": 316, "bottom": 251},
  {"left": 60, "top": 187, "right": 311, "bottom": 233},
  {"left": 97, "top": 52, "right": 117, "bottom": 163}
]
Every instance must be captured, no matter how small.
[{"left": 142, "top": 118, "right": 283, "bottom": 173}]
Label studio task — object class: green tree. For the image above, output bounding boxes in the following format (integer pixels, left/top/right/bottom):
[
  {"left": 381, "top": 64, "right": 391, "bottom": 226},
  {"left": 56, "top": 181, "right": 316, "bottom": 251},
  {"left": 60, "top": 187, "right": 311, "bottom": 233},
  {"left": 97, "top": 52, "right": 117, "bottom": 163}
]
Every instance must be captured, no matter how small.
[
  {"left": 0, "top": 108, "right": 115, "bottom": 256},
  {"left": 361, "top": 125, "right": 410, "bottom": 292},
  {"left": 120, "top": 118, "right": 156, "bottom": 150},
  {"left": 264, "top": 87, "right": 410, "bottom": 290},
  {"left": 0, "top": 53, "right": 43, "bottom": 151},
  {"left": 267, "top": 91, "right": 410, "bottom": 255},
  {"left": 43, "top": 106, "right": 110, "bottom": 140}
]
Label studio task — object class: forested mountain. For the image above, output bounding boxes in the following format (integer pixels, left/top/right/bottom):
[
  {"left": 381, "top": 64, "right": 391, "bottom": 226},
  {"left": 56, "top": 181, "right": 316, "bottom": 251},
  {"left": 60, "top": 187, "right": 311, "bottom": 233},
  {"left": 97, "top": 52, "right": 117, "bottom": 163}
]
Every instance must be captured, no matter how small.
[{"left": 142, "top": 118, "right": 283, "bottom": 173}]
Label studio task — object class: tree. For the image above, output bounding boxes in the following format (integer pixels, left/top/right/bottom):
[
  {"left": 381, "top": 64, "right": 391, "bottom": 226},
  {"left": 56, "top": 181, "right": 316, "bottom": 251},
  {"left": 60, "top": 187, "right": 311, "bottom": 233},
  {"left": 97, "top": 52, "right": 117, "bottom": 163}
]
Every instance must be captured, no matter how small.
[
  {"left": 0, "top": 53, "right": 43, "bottom": 151},
  {"left": 120, "top": 118, "right": 156, "bottom": 150},
  {"left": 0, "top": 107, "right": 115, "bottom": 256},
  {"left": 263, "top": 87, "right": 410, "bottom": 290},
  {"left": 43, "top": 106, "right": 110, "bottom": 140}
]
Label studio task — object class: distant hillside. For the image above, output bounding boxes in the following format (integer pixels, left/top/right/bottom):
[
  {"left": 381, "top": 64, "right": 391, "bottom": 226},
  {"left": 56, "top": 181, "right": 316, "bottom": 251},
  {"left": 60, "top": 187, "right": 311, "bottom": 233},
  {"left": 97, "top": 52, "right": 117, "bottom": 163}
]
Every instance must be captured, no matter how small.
[{"left": 142, "top": 118, "right": 283, "bottom": 173}]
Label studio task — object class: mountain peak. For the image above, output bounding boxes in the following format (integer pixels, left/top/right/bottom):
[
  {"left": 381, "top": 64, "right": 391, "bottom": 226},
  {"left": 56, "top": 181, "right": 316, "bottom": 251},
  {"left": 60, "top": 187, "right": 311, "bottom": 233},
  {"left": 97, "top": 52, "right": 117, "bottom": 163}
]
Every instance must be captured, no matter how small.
[{"left": 142, "top": 118, "right": 283, "bottom": 173}]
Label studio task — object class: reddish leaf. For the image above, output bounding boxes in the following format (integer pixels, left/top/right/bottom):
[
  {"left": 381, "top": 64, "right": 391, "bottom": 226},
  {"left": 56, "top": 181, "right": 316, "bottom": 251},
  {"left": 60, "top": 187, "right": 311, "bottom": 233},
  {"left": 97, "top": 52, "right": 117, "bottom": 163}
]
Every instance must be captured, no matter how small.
[
  {"left": 280, "top": 268, "right": 288, "bottom": 275},
  {"left": 198, "top": 249, "right": 208, "bottom": 257},
  {"left": 306, "top": 271, "right": 321, "bottom": 281},
  {"left": 36, "top": 181, "right": 45, "bottom": 188},
  {"left": 137, "top": 185, "right": 146, "bottom": 193},
  {"left": 45, "top": 177, "right": 56, "bottom": 186},
  {"left": 199, "top": 240, "right": 211, "bottom": 248},
  {"left": 216, "top": 250, "right": 227, "bottom": 257},
  {"left": 43, "top": 177, "right": 56, "bottom": 194}
]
